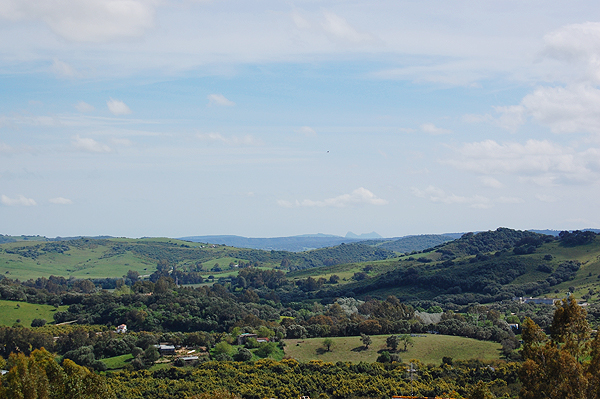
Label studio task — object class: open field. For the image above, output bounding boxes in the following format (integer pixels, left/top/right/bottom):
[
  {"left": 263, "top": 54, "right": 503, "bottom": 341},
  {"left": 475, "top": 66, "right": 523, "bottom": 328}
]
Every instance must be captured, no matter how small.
[
  {"left": 0, "top": 299, "right": 68, "bottom": 327},
  {"left": 0, "top": 238, "right": 274, "bottom": 281},
  {"left": 101, "top": 354, "right": 133, "bottom": 370},
  {"left": 283, "top": 334, "right": 502, "bottom": 364}
]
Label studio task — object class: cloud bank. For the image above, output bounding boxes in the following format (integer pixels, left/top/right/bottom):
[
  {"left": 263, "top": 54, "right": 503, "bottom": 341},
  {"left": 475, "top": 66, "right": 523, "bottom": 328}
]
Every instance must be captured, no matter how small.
[{"left": 278, "top": 187, "right": 388, "bottom": 208}]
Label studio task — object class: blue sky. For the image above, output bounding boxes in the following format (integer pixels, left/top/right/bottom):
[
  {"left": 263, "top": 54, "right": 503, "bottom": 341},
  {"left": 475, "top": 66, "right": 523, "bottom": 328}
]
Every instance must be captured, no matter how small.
[{"left": 1, "top": 0, "right": 600, "bottom": 238}]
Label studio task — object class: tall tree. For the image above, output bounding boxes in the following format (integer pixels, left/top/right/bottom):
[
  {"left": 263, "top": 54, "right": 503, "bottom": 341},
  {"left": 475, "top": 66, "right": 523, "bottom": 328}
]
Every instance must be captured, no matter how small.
[{"left": 519, "top": 297, "right": 591, "bottom": 399}]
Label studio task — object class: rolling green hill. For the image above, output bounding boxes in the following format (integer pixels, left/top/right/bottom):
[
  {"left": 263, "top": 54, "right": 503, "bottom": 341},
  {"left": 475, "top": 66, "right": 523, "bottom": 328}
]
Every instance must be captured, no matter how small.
[
  {"left": 0, "top": 237, "right": 396, "bottom": 281},
  {"left": 288, "top": 228, "right": 600, "bottom": 304}
]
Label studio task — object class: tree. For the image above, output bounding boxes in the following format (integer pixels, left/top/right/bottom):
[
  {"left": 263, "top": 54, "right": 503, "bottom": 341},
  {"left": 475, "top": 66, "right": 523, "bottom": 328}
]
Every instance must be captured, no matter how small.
[
  {"left": 213, "top": 341, "right": 233, "bottom": 357},
  {"left": 386, "top": 335, "right": 400, "bottom": 351},
  {"left": 519, "top": 297, "right": 592, "bottom": 399},
  {"left": 360, "top": 333, "right": 372, "bottom": 349},
  {"left": 255, "top": 342, "right": 276, "bottom": 358},
  {"left": 399, "top": 334, "right": 414, "bottom": 351},
  {"left": 376, "top": 351, "right": 391, "bottom": 363},
  {"left": 30, "top": 319, "right": 46, "bottom": 328},
  {"left": 322, "top": 338, "right": 334, "bottom": 352},
  {"left": 125, "top": 270, "right": 140, "bottom": 283},
  {"left": 0, "top": 348, "right": 113, "bottom": 399},
  {"left": 233, "top": 347, "right": 252, "bottom": 361},
  {"left": 144, "top": 346, "right": 160, "bottom": 365}
]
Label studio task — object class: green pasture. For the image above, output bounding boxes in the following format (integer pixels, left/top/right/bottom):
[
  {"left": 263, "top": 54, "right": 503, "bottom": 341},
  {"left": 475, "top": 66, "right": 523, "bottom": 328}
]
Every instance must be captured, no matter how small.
[
  {"left": 0, "top": 299, "right": 68, "bottom": 327},
  {"left": 101, "top": 354, "right": 133, "bottom": 370},
  {"left": 284, "top": 334, "right": 501, "bottom": 364}
]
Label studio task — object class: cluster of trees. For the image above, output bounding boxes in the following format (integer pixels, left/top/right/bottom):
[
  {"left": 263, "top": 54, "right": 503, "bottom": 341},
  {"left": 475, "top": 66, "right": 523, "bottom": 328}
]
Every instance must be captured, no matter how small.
[
  {"left": 558, "top": 230, "right": 598, "bottom": 246},
  {"left": 98, "top": 357, "right": 520, "bottom": 399},
  {"left": 1, "top": 351, "right": 520, "bottom": 399},
  {"left": 0, "top": 348, "right": 112, "bottom": 399}
]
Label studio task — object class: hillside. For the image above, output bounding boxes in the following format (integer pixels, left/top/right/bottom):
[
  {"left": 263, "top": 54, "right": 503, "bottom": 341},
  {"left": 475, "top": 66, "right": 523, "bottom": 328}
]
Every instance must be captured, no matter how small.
[
  {"left": 0, "top": 237, "right": 395, "bottom": 281},
  {"left": 288, "top": 228, "right": 600, "bottom": 305},
  {"left": 362, "top": 234, "right": 456, "bottom": 253},
  {"left": 181, "top": 233, "right": 461, "bottom": 253}
]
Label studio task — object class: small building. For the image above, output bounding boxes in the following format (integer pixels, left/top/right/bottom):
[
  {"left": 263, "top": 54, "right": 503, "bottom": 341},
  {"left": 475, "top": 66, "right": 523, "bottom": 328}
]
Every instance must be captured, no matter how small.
[
  {"left": 237, "top": 333, "right": 258, "bottom": 346},
  {"left": 155, "top": 344, "right": 176, "bottom": 355},
  {"left": 1, "top": 370, "right": 8, "bottom": 376},
  {"left": 513, "top": 296, "right": 559, "bottom": 305},
  {"left": 116, "top": 324, "right": 127, "bottom": 333},
  {"left": 180, "top": 356, "right": 199, "bottom": 363},
  {"left": 256, "top": 338, "right": 270, "bottom": 343}
]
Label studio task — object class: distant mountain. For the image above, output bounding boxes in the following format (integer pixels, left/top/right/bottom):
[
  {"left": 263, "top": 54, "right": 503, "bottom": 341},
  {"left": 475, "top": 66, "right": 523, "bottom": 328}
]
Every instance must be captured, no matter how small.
[
  {"left": 179, "top": 235, "right": 365, "bottom": 252},
  {"left": 181, "top": 232, "right": 456, "bottom": 253},
  {"left": 345, "top": 231, "right": 383, "bottom": 239}
]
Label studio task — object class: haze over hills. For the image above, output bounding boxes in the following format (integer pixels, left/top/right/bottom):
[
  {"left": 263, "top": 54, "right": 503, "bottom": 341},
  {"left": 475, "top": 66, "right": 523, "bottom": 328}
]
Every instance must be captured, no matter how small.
[{"left": 179, "top": 232, "right": 459, "bottom": 252}]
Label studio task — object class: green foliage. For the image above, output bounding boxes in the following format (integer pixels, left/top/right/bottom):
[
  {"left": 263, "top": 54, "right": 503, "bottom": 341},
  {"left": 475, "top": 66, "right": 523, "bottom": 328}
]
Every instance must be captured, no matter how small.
[
  {"left": 360, "top": 333, "right": 372, "bottom": 349},
  {"left": 102, "top": 358, "right": 520, "bottom": 399},
  {"left": 322, "top": 338, "right": 334, "bottom": 352},
  {"left": 254, "top": 342, "right": 277, "bottom": 358},
  {"left": 519, "top": 297, "right": 600, "bottom": 399},
  {"left": 233, "top": 347, "right": 252, "bottom": 361},
  {"left": 213, "top": 341, "right": 233, "bottom": 356},
  {"left": 0, "top": 348, "right": 113, "bottom": 399}
]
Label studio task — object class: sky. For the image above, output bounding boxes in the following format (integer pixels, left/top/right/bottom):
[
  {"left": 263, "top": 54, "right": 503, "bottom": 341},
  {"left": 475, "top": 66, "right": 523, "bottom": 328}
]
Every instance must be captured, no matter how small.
[{"left": 1, "top": 0, "right": 600, "bottom": 238}]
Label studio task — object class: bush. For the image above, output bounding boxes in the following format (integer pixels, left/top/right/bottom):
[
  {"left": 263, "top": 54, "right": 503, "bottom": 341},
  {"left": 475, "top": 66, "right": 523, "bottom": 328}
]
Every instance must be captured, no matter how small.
[
  {"left": 255, "top": 342, "right": 276, "bottom": 358},
  {"left": 376, "top": 351, "right": 391, "bottom": 363},
  {"left": 214, "top": 353, "right": 233, "bottom": 361},
  {"left": 30, "top": 318, "right": 46, "bottom": 327},
  {"left": 233, "top": 347, "right": 252, "bottom": 361}
]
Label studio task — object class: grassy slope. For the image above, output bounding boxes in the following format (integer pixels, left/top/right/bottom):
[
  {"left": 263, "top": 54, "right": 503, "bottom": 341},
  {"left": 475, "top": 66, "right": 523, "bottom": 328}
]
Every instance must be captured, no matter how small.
[
  {"left": 0, "top": 299, "right": 69, "bottom": 327},
  {"left": 287, "top": 236, "right": 600, "bottom": 302},
  {"left": 284, "top": 334, "right": 501, "bottom": 364},
  {"left": 101, "top": 354, "right": 134, "bottom": 370},
  {"left": 0, "top": 238, "right": 274, "bottom": 281}
]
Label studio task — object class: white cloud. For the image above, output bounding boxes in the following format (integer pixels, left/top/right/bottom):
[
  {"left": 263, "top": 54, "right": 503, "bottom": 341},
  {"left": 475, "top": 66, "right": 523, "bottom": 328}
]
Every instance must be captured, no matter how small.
[
  {"left": 520, "top": 85, "right": 600, "bottom": 134},
  {"left": 445, "top": 139, "right": 600, "bottom": 184},
  {"left": 72, "top": 135, "right": 112, "bottom": 153},
  {"left": 467, "top": 86, "right": 600, "bottom": 134},
  {"left": 51, "top": 58, "right": 77, "bottom": 78},
  {"left": 207, "top": 94, "right": 235, "bottom": 106},
  {"left": 411, "top": 186, "right": 491, "bottom": 208},
  {"left": 196, "top": 132, "right": 258, "bottom": 146},
  {"left": 420, "top": 123, "right": 451, "bottom": 135},
  {"left": 49, "top": 197, "right": 73, "bottom": 205},
  {"left": 542, "top": 22, "right": 600, "bottom": 83},
  {"left": 75, "top": 101, "right": 95, "bottom": 112},
  {"left": 480, "top": 176, "right": 503, "bottom": 188},
  {"left": 1, "top": 194, "right": 36, "bottom": 206},
  {"left": 0, "top": 0, "right": 156, "bottom": 43},
  {"left": 321, "top": 11, "right": 374, "bottom": 44},
  {"left": 278, "top": 187, "right": 388, "bottom": 208},
  {"left": 295, "top": 126, "right": 316, "bottom": 136},
  {"left": 107, "top": 98, "right": 132, "bottom": 115}
]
